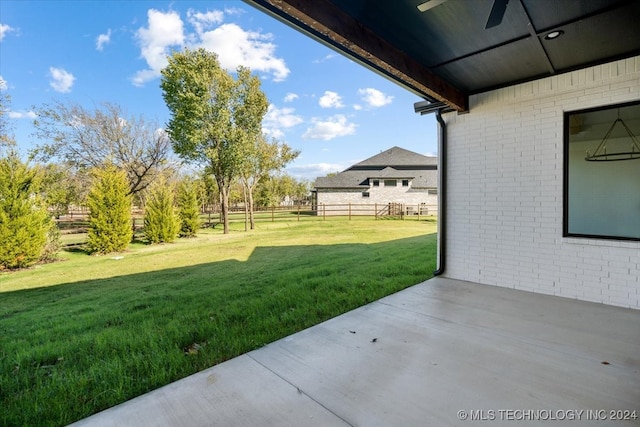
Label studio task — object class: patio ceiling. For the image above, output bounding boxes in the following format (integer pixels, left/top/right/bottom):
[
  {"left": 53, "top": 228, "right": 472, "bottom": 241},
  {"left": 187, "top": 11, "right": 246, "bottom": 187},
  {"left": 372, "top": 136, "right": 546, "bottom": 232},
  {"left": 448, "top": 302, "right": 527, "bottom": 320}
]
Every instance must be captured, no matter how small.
[{"left": 242, "top": 0, "right": 640, "bottom": 112}]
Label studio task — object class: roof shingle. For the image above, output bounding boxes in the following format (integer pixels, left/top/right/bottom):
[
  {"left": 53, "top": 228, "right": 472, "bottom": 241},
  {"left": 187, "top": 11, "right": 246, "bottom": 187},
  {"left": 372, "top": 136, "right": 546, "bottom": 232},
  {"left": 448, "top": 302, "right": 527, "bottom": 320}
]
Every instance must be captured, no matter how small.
[{"left": 314, "top": 146, "right": 437, "bottom": 189}]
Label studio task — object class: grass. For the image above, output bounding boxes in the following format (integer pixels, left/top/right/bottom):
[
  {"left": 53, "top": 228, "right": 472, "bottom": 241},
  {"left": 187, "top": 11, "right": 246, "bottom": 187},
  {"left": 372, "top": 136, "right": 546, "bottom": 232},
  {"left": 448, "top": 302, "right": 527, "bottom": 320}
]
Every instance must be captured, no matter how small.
[{"left": 0, "top": 218, "right": 437, "bottom": 427}]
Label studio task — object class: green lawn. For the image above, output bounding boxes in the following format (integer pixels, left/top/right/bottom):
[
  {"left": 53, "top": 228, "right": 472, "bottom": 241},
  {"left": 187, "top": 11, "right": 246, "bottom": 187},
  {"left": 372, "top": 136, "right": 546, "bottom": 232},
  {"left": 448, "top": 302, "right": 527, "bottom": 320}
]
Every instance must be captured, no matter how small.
[{"left": 0, "top": 219, "right": 437, "bottom": 427}]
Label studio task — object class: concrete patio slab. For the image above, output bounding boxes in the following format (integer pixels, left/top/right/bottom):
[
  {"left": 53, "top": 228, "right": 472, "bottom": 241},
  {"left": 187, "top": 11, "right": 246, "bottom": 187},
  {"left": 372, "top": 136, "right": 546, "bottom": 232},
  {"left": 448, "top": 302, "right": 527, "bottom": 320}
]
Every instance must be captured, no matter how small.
[{"left": 71, "top": 277, "right": 640, "bottom": 426}]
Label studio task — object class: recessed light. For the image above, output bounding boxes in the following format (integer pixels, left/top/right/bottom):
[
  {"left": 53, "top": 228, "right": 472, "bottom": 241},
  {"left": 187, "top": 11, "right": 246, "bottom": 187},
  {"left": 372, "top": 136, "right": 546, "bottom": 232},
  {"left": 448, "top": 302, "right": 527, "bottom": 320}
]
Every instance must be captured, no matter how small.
[{"left": 544, "top": 30, "right": 564, "bottom": 40}]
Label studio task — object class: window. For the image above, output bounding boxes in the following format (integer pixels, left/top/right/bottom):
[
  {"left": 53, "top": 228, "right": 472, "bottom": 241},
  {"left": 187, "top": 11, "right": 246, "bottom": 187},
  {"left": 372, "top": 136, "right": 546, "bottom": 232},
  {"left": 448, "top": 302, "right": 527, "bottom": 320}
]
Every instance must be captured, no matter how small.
[
  {"left": 372, "top": 179, "right": 379, "bottom": 187},
  {"left": 564, "top": 100, "right": 640, "bottom": 240},
  {"left": 402, "top": 179, "right": 409, "bottom": 187},
  {"left": 362, "top": 192, "right": 370, "bottom": 198},
  {"left": 428, "top": 189, "right": 438, "bottom": 195},
  {"left": 384, "top": 179, "right": 397, "bottom": 187}
]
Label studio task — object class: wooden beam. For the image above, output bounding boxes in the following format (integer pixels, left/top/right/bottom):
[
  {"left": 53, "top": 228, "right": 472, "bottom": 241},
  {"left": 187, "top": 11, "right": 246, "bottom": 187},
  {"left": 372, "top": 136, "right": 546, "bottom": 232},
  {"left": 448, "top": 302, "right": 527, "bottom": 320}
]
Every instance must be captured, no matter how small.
[{"left": 244, "top": 0, "right": 468, "bottom": 112}]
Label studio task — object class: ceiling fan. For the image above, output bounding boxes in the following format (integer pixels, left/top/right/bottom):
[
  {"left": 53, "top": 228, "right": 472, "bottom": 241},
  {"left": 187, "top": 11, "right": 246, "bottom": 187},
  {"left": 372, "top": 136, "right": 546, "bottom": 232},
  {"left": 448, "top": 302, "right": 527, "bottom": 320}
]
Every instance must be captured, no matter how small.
[{"left": 417, "top": 0, "right": 509, "bottom": 29}]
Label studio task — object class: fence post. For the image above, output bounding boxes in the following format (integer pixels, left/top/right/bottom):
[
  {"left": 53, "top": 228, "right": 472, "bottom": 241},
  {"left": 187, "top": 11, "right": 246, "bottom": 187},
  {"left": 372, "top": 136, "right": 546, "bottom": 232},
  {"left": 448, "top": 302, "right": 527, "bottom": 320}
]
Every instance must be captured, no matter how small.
[
  {"left": 375, "top": 203, "right": 377, "bottom": 220},
  {"left": 349, "top": 203, "right": 351, "bottom": 220},
  {"left": 271, "top": 205, "right": 275, "bottom": 222},
  {"left": 323, "top": 203, "right": 326, "bottom": 220},
  {"left": 297, "top": 204, "right": 300, "bottom": 221}
]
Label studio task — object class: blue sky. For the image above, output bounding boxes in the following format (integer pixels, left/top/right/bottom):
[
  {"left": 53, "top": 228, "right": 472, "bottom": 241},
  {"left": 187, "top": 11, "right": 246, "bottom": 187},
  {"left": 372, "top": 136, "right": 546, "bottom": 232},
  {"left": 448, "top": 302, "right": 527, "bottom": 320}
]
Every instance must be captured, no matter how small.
[{"left": 0, "top": 0, "right": 438, "bottom": 180}]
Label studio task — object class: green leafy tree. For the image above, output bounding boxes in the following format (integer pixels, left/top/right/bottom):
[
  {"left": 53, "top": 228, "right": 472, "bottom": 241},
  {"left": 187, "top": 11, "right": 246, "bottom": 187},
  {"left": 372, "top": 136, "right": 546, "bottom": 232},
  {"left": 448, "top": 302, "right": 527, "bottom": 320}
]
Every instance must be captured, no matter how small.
[
  {"left": 144, "top": 181, "right": 180, "bottom": 244},
  {"left": 177, "top": 179, "right": 201, "bottom": 238},
  {"left": 161, "top": 48, "right": 268, "bottom": 234},
  {"left": 86, "top": 165, "right": 133, "bottom": 254},
  {"left": 0, "top": 91, "right": 17, "bottom": 155},
  {"left": 40, "top": 162, "right": 85, "bottom": 218},
  {"left": 255, "top": 174, "right": 310, "bottom": 208},
  {"left": 239, "top": 135, "right": 299, "bottom": 229},
  {"left": 199, "top": 171, "right": 219, "bottom": 212},
  {"left": 0, "top": 153, "right": 57, "bottom": 269}
]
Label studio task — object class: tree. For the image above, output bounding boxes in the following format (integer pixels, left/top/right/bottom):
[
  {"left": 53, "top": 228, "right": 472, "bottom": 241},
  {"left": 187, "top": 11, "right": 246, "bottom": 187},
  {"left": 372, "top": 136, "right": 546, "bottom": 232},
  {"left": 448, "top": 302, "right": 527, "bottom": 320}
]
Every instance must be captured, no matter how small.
[
  {"left": 0, "top": 91, "right": 16, "bottom": 155},
  {"left": 0, "top": 152, "right": 58, "bottom": 269},
  {"left": 143, "top": 181, "right": 180, "bottom": 244},
  {"left": 40, "top": 162, "right": 85, "bottom": 218},
  {"left": 161, "top": 48, "right": 268, "bottom": 234},
  {"left": 255, "top": 174, "right": 309, "bottom": 208},
  {"left": 281, "top": 177, "right": 311, "bottom": 205},
  {"left": 31, "top": 101, "right": 173, "bottom": 199},
  {"left": 177, "top": 179, "right": 201, "bottom": 238},
  {"left": 86, "top": 165, "right": 133, "bottom": 254},
  {"left": 239, "top": 135, "right": 299, "bottom": 229}
]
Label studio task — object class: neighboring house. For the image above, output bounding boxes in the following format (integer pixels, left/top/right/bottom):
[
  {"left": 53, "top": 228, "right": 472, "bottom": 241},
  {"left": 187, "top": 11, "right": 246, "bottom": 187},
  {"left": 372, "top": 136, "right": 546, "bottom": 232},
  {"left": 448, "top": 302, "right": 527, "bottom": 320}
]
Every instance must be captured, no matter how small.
[
  {"left": 312, "top": 147, "right": 437, "bottom": 216},
  {"left": 245, "top": 1, "right": 640, "bottom": 309}
]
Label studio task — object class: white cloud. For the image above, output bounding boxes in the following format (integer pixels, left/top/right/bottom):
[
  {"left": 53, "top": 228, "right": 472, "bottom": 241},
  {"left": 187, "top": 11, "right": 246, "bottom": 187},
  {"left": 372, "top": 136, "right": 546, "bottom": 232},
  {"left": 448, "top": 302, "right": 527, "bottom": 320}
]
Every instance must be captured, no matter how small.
[
  {"left": 197, "top": 23, "right": 289, "bottom": 82},
  {"left": 0, "top": 23, "right": 15, "bottom": 41},
  {"left": 358, "top": 88, "right": 393, "bottom": 108},
  {"left": 353, "top": 104, "right": 363, "bottom": 111},
  {"left": 224, "top": 7, "right": 245, "bottom": 17},
  {"left": 187, "top": 9, "right": 224, "bottom": 34},
  {"left": 0, "top": 76, "right": 7, "bottom": 90},
  {"left": 312, "top": 54, "right": 335, "bottom": 64},
  {"left": 287, "top": 162, "right": 344, "bottom": 180},
  {"left": 319, "top": 91, "right": 344, "bottom": 109},
  {"left": 96, "top": 29, "right": 111, "bottom": 51},
  {"left": 49, "top": 67, "right": 75, "bottom": 93},
  {"left": 263, "top": 104, "right": 303, "bottom": 138},
  {"left": 133, "top": 9, "right": 185, "bottom": 86},
  {"left": 8, "top": 110, "right": 36, "bottom": 119},
  {"left": 264, "top": 128, "right": 285, "bottom": 139},
  {"left": 302, "top": 115, "right": 356, "bottom": 141},
  {"left": 133, "top": 9, "right": 289, "bottom": 86},
  {"left": 284, "top": 92, "right": 299, "bottom": 103}
]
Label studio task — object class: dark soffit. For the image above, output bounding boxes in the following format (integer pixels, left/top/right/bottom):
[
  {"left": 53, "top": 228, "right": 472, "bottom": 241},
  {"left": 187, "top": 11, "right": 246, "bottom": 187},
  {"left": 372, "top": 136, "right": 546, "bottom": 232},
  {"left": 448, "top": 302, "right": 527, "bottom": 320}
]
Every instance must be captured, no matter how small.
[{"left": 243, "top": 0, "right": 640, "bottom": 112}]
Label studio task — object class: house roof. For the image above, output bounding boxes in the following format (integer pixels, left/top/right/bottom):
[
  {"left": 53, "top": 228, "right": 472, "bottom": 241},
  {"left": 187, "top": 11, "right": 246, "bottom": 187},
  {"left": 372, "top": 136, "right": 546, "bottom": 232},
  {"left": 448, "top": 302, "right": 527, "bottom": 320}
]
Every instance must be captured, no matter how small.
[
  {"left": 243, "top": 0, "right": 640, "bottom": 113},
  {"left": 353, "top": 146, "right": 438, "bottom": 168},
  {"left": 314, "top": 147, "right": 437, "bottom": 189}
]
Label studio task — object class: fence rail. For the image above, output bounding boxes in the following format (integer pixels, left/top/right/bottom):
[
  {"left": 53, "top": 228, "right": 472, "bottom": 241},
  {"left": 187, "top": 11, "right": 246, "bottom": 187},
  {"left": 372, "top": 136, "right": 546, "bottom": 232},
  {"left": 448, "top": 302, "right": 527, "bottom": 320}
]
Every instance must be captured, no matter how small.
[{"left": 54, "top": 203, "right": 438, "bottom": 234}]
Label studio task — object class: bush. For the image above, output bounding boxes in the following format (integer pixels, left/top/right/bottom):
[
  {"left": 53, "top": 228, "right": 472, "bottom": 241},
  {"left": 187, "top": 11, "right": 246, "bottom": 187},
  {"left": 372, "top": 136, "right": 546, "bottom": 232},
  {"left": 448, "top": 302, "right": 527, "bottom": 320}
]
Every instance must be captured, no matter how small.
[
  {"left": 0, "top": 153, "right": 58, "bottom": 269},
  {"left": 177, "top": 180, "right": 201, "bottom": 238},
  {"left": 144, "top": 182, "right": 179, "bottom": 244},
  {"left": 86, "top": 165, "right": 133, "bottom": 254}
]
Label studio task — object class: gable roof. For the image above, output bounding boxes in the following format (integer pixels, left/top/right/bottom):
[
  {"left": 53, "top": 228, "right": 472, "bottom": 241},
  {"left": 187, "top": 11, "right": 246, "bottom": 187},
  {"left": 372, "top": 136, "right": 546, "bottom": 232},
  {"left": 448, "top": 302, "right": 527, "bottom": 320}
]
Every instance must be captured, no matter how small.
[
  {"left": 314, "top": 146, "right": 437, "bottom": 189},
  {"left": 352, "top": 146, "right": 437, "bottom": 168}
]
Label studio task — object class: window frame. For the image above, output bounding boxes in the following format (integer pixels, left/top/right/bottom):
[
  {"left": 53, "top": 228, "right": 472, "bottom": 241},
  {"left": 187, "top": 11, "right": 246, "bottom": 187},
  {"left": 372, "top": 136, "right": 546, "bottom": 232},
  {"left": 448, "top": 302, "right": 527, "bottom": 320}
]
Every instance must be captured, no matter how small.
[{"left": 563, "top": 99, "right": 640, "bottom": 242}]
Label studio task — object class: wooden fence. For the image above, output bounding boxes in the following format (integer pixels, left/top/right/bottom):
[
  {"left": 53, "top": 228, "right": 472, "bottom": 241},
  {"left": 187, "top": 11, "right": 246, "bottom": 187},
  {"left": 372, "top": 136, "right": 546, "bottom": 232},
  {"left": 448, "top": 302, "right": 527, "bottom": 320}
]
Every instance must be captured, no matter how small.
[
  {"left": 54, "top": 203, "right": 438, "bottom": 233},
  {"left": 201, "top": 203, "right": 436, "bottom": 226}
]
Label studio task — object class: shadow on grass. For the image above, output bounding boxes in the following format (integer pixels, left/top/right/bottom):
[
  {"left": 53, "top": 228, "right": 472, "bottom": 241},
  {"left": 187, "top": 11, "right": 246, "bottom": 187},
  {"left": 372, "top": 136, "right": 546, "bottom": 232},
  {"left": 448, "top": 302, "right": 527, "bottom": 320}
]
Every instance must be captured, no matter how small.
[{"left": 1, "top": 234, "right": 436, "bottom": 427}]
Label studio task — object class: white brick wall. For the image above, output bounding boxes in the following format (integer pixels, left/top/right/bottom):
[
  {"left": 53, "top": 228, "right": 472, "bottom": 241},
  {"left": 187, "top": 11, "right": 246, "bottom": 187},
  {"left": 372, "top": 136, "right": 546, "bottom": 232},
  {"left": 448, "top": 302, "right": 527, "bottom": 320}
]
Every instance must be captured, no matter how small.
[
  {"left": 317, "top": 185, "right": 438, "bottom": 216},
  {"left": 443, "top": 56, "right": 640, "bottom": 309}
]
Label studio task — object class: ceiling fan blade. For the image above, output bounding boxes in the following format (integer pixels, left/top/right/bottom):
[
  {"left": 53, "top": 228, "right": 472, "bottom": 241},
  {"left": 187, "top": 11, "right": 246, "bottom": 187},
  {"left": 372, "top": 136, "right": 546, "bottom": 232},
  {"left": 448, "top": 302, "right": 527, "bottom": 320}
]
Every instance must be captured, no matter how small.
[
  {"left": 485, "top": 0, "right": 509, "bottom": 29},
  {"left": 417, "top": 0, "right": 449, "bottom": 13}
]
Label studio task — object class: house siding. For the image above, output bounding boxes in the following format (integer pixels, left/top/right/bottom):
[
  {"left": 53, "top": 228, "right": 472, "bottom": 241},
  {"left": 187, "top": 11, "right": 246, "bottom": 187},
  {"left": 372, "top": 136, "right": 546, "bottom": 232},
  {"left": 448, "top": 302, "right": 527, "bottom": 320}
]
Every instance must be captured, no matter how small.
[
  {"left": 317, "top": 186, "right": 437, "bottom": 215},
  {"left": 443, "top": 56, "right": 640, "bottom": 309}
]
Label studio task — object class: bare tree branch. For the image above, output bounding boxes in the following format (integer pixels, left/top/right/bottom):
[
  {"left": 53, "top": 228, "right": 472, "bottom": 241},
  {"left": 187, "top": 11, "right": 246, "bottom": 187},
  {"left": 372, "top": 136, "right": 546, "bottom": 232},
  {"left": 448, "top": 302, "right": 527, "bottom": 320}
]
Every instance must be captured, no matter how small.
[{"left": 31, "top": 101, "right": 174, "bottom": 197}]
